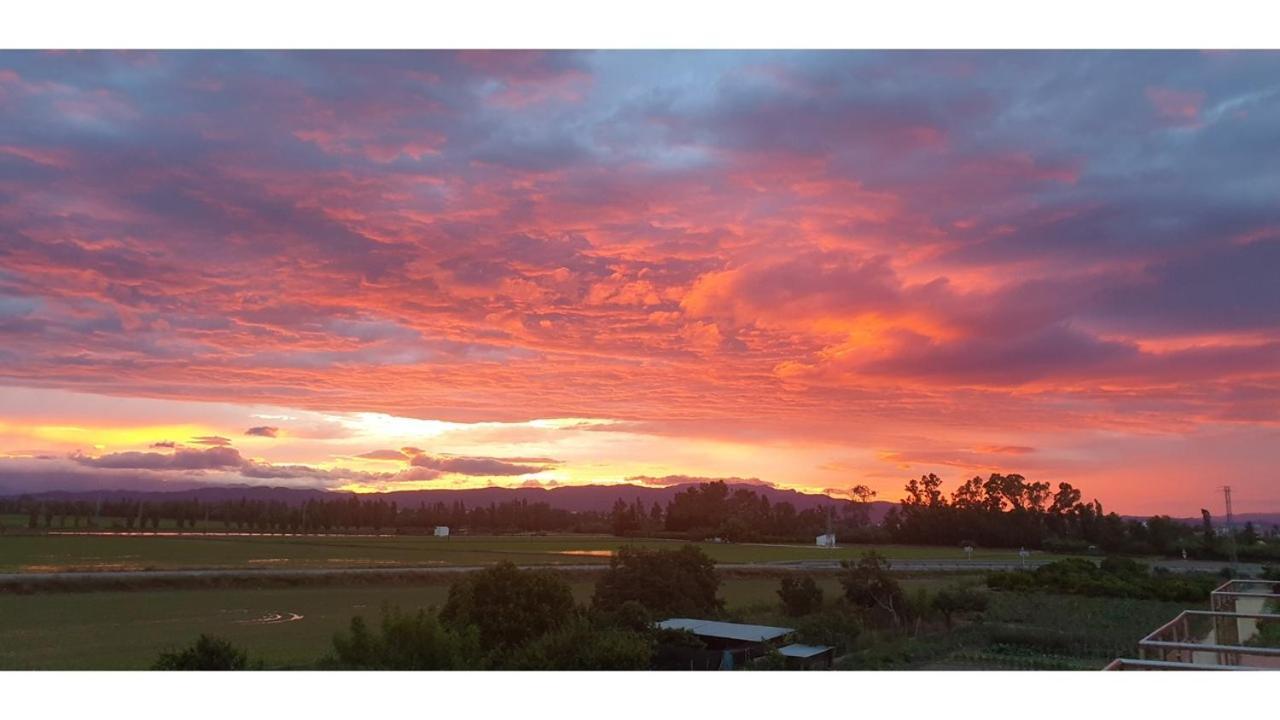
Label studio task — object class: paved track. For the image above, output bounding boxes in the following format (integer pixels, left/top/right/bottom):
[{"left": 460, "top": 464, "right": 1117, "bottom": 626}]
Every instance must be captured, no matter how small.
[{"left": 0, "top": 555, "right": 1256, "bottom": 591}]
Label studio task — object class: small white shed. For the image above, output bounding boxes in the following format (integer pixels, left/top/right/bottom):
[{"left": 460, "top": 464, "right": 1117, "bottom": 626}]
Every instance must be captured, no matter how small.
[
  {"left": 816, "top": 533, "right": 836, "bottom": 548},
  {"left": 434, "top": 526, "right": 450, "bottom": 537}
]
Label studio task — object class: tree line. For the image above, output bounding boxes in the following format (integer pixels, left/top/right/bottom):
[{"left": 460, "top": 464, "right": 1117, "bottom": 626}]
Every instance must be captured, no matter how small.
[
  {"left": 6, "top": 473, "right": 1277, "bottom": 562},
  {"left": 883, "top": 472, "right": 1279, "bottom": 561},
  {"left": 0, "top": 495, "right": 602, "bottom": 534}
]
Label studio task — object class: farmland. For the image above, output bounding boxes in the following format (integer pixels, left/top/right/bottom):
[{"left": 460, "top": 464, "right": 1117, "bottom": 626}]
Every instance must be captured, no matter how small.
[
  {"left": 0, "top": 532, "right": 1043, "bottom": 573},
  {"left": 0, "top": 569, "right": 1186, "bottom": 670},
  {"left": 0, "top": 532, "right": 1144, "bottom": 671},
  {"left": 0, "top": 574, "right": 978, "bottom": 669}
]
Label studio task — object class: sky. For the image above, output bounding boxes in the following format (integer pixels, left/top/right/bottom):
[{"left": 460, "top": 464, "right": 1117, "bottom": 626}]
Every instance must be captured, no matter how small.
[{"left": 0, "top": 50, "right": 1277, "bottom": 515}]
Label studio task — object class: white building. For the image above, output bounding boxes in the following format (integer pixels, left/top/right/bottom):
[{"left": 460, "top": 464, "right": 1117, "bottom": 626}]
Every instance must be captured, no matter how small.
[
  {"left": 816, "top": 533, "right": 836, "bottom": 548},
  {"left": 434, "top": 526, "right": 450, "bottom": 537}
]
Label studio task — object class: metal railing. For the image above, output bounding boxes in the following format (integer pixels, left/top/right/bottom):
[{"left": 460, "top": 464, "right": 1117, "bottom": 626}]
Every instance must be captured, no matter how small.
[{"left": 1105, "top": 579, "right": 1280, "bottom": 670}]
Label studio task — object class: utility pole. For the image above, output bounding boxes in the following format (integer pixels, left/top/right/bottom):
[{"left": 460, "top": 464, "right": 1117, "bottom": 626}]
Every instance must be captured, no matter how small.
[{"left": 1220, "top": 486, "right": 1239, "bottom": 573}]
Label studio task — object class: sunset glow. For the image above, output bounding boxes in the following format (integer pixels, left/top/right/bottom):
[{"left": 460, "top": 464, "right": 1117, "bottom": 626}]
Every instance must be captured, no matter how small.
[{"left": 1, "top": 51, "right": 1278, "bottom": 514}]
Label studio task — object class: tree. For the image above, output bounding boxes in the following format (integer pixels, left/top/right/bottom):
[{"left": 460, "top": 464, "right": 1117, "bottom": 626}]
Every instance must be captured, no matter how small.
[
  {"left": 610, "top": 498, "right": 638, "bottom": 536},
  {"left": 1201, "top": 509, "right": 1217, "bottom": 553},
  {"left": 777, "top": 575, "right": 824, "bottom": 617},
  {"left": 592, "top": 544, "right": 722, "bottom": 617},
  {"left": 505, "top": 616, "right": 653, "bottom": 670},
  {"left": 931, "top": 586, "right": 989, "bottom": 628},
  {"left": 153, "top": 635, "right": 252, "bottom": 670},
  {"left": 321, "top": 606, "right": 483, "bottom": 670},
  {"left": 794, "top": 608, "right": 862, "bottom": 653},
  {"left": 847, "top": 484, "right": 878, "bottom": 527},
  {"left": 1240, "top": 521, "right": 1260, "bottom": 548},
  {"left": 839, "top": 551, "right": 905, "bottom": 626},
  {"left": 439, "top": 562, "right": 575, "bottom": 651},
  {"left": 903, "top": 474, "right": 946, "bottom": 509}
]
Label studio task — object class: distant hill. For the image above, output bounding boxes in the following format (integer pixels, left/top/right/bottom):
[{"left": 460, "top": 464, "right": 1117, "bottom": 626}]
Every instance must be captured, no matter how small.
[
  {"left": 1162, "top": 512, "right": 1280, "bottom": 528},
  {"left": 8, "top": 482, "right": 897, "bottom": 521}
]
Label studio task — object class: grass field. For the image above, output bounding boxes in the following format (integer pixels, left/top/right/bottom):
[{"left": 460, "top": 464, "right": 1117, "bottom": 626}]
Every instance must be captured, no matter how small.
[
  {"left": 0, "top": 574, "right": 958, "bottom": 669},
  {"left": 0, "top": 533, "right": 1045, "bottom": 573}
]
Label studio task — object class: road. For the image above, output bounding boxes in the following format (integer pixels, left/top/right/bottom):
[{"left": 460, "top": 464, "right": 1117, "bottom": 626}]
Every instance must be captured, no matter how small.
[{"left": 0, "top": 555, "right": 1257, "bottom": 591}]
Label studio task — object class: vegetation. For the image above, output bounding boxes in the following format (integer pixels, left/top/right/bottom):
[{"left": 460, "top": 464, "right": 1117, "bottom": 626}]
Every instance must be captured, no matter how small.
[
  {"left": 931, "top": 585, "right": 989, "bottom": 628},
  {"left": 592, "top": 545, "right": 722, "bottom": 617},
  {"left": 792, "top": 608, "right": 862, "bottom": 653},
  {"left": 987, "top": 557, "right": 1219, "bottom": 601},
  {"left": 6, "top": 475, "right": 1277, "bottom": 566},
  {"left": 776, "top": 575, "right": 824, "bottom": 617},
  {"left": 321, "top": 607, "right": 482, "bottom": 670},
  {"left": 505, "top": 616, "right": 654, "bottom": 670},
  {"left": 439, "top": 561, "right": 576, "bottom": 651},
  {"left": 153, "top": 634, "right": 253, "bottom": 670},
  {"left": 839, "top": 552, "right": 908, "bottom": 626}
]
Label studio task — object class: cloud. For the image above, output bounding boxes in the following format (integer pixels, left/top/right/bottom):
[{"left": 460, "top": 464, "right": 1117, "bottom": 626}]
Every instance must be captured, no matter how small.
[
  {"left": 190, "top": 436, "right": 232, "bottom": 447},
  {"left": 1, "top": 51, "right": 1279, "bottom": 511},
  {"left": 975, "top": 445, "right": 1036, "bottom": 455},
  {"left": 626, "top": 474, "right": 774, "bottom": 488},
  {"left": 73, "top": 446, "right": 245, "bottom": 470},
  {"left": 357, "top": 449, "right": 411, "bottom": 461},
  {"left": 389, "top": 466, "right": 444, "bottom": 483},
  {"left": 244, "top": 425, "right": 279, "bottom": 437},
  {"left": 409, "top": 454, "right": 547, "bottom": 476}
]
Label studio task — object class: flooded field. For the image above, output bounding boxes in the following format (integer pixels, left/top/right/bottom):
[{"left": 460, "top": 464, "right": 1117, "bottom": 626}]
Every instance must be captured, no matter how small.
[{"left": 0, "top": 533, "right": 1037, "bottom": 573}]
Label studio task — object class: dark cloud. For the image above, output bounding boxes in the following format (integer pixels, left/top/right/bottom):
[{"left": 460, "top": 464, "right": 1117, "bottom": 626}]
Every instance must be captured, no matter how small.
[
  {"left": 244, "top": 425, "right": 279, "bottom": 437},
  {"left": 626, "top": 474, "right": 774, "bottom": 488},
  {"left": 409, "top": 454, "right": 546, "bottom": 476},
  {"left": 74, "top": 446, "right": 244, "bottom": 470},
  {"left": 358, "top": 449, "right": 411, "bottom": 461},
  {"left": 190, "top": 436, "right": 232, "bottom": 447}
]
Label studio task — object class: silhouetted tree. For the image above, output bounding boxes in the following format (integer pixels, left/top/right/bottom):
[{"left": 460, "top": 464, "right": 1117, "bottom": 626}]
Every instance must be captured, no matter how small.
[
  {"left": 321, "top": 606, "right": 483, "bottom": 670},
  {"left": 777, "top": 575, "right": 824, "bottom": 617},
  {"left": 440, "top": 562, "right": 575, "bottom": 651},
  {"left": 593, "top": 544, "right": 722, "bottom": 618}
]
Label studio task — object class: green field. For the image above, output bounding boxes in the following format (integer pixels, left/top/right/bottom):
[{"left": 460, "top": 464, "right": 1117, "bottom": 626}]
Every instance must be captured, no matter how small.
[
  {"left": 0, "top": 533, "right": 1043, "bottom": 573},
  {"left": 0, "top": 574, "right": 967, "bottom": 670}
]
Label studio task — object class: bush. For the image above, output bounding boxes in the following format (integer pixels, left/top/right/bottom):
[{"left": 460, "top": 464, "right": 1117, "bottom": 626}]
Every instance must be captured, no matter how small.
[
  {"left": 777, "top": 575, "right": 824, "bottom": 617},
  {"left": 153, "top": 635, "right": 252, "bottom": 670},
  {"left": 932, "top": 586, "right": 989, "bottom": 628},
  {"left": 794, "top": 608, "right": 862, "bottom": 653},
  {"left": 505, "top": 616, "right": 654, "bottom": 670},
  {"left": 321, "top": 606, "right": 483, "bottom": 670},
  {"left": 440, "top": 561, "right": 575, "bottom": 651},
  {"left": 986, "top": 558, "right": 1218, "bottom": 602},
  {"left": 592, "top": 544, "right": 722, "bottom": 618}
]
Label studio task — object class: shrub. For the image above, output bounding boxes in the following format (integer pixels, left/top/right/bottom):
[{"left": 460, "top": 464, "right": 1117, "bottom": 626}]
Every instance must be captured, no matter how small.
[
  {"left": 153, "top": 635, "right": 252, "bottom": 670},
  {"left": 932, "top": 586, "right": 990, "bottom": 628},
  {"left": 794, "top": 608, "right": 862, "bottom": 653},
  {"left": 777, "top": 575, "right": 824, "bottom": 617},
  {"left": 505, "top": 616, "right": 654, "bottom": 670},
  {"left": 321, "top": 606, "right": 483, "bottom": 670},
  {"left": 986, "top": 558, "right": 1218, "bottom": 602},
  {"left": 592, "top": 545, "right": 722, "bottom": 617},
  {"left": 440, "top": 561, "right": 575, "bottom": 651}
]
